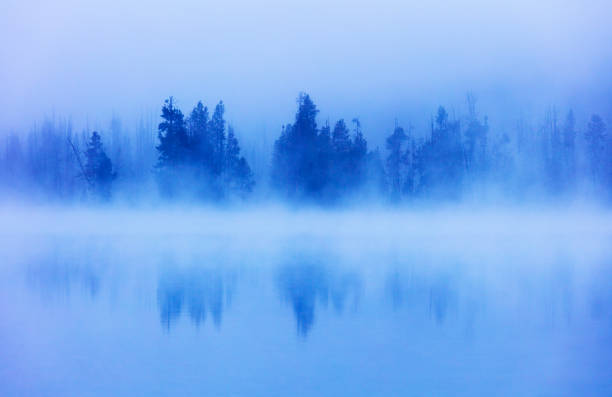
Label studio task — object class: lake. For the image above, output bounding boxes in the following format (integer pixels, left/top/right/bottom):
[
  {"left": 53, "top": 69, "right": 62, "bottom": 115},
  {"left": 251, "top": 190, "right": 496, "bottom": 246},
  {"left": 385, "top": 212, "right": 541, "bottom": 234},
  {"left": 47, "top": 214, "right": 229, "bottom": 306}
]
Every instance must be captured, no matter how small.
[{"left": 1, "top": 208, "right": 611, "bottom": 396}]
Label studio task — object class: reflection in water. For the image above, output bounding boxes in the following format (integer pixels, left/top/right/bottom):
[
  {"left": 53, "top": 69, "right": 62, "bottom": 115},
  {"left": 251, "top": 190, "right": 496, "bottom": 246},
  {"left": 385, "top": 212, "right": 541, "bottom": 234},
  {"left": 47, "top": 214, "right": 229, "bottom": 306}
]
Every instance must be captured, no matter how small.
[
  {"left": 385, "top": 269, "right": 458, "bottom": 324},
  {"left": 277, "top": 261, "right": 361, "bottom": 336},
  {"left": 26, "top": 253, "right": 101, "bottom": 299},
  {"left": 428, "top": 276, "right": 456, "bottom": 324},
  {"left": 157, "top": 268, "right": 235, "bottom": 330}
]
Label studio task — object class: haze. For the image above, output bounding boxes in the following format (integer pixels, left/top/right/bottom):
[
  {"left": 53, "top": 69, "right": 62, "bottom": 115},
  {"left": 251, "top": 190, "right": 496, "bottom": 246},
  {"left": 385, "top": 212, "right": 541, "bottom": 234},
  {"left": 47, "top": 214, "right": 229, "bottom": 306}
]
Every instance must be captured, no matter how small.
[{"left": 2, "top": 0, "right": 611, "bottom": 136}]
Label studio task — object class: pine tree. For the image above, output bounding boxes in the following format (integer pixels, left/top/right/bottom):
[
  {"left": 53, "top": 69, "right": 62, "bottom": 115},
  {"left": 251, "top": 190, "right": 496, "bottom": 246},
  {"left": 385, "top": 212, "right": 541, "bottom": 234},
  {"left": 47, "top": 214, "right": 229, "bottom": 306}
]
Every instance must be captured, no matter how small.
[
  {"left": 156, "top": 97, "right": 188, "bottom": 169},
  {"left": 385, "top": 125, "right": 407, "bottom": 200},
  {"left": 314, "top": 122, "right": 333, "bottom": 195},
  {"left": 187, "top": 101, "right": 211, "bottom": 169},
  {"left": 209, "top": 101, "right": 226, "bottom": 176},
  {"left": 562, "top": 110, "right": 577, "bottom": 190},
  {"left": 585, "top": 114, "right": 606, "bottom": 184},
  {"left": 224, "top": 125, "right": 255, "bottom": 196},
  {"left": 330, "top": 119, "right": 352, "bottom": 192},
  {"left": 464, "top": 94, "right": 488, "bottom": 177},
  {"left": 415, "top": 107, "right": 463, "bottom": 199},
  {"left": 271, "top": 93, "right": 320, "bottom": 198},
  {"left": 84, "top": 131, "right": 115, "bottom": 200},
  {"left": 349, "top": 118, "right": 368, "bottom": 190}
]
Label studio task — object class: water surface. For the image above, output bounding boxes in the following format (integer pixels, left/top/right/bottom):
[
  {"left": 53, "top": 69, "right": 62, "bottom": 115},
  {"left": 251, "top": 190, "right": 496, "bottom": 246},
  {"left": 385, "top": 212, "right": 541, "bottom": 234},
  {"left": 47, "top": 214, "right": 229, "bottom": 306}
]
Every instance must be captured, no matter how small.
[{"left": 1, "top": 208, "right": 611, "bottom": 396}]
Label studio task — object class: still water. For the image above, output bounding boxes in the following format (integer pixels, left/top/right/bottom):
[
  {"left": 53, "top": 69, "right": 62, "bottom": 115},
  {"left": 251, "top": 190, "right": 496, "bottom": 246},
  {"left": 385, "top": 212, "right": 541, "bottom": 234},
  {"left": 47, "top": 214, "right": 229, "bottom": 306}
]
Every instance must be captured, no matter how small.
[{"left": 1, "top": 209, "right": 611, "bottom": 396}]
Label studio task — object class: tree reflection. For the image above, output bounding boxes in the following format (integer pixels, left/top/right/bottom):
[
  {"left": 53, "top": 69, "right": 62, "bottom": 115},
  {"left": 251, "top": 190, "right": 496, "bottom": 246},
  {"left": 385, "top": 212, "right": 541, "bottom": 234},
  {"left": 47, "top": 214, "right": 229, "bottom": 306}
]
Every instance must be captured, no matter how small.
[
  {"left": 26, "top": 254, "right": 101, "bottom": 299},
  {"left": 385, "top": 270, "right": 457, "bottom": 324},
  {"left": 277, "top": 261, "right": 361, "bottom": 337},
  {"left": 157, "top": 268, "right": 235, "bottom": 331}
]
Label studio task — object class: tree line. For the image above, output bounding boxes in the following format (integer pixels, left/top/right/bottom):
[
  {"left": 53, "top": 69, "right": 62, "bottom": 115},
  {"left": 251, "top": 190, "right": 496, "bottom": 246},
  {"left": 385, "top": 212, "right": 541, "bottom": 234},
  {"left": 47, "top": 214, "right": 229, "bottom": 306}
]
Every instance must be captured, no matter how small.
[{"left": 1, "top": 93, "right": 610, "bottom": 204}]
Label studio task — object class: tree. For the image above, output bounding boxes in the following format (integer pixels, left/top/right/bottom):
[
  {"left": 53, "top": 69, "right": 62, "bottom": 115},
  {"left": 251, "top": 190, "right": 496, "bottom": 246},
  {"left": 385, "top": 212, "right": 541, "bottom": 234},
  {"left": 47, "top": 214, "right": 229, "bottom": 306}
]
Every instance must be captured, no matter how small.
[
  {"left": 156, "top": 97, "right": 188, "bottom": 169},
  {"left": 315, "top": 121, "right": 333, "bottom": 195},
  {"left": 385, "top": 124, "right": 407, "bottom": 200},
  {"left": 562, "top": 110, "right": 577, "bottom": 190},
  {"left": 271, "top": 93, "right": 320, "bottom": 198},
  {"left": 415, "top": 107, "right": 464, "bottom": 199},
  {"left": 84, "top": 131, "right": 116, "bottom": 200},
  {"left": 585, "top": 114, "right": 606, "bottom": 183},
  {"left": 224, "top": 125, "right": 255, "bottom": 196},
  {"left": 187, "top": 101, "right": 211, "bottom": 169},
  {"left": 330, "top": 119, "right": 352, "bottom": 192},
  {"left": 209, "top": 101, "right": 226, "bottom": 176},
  {"left": 349, "top": 118, "right": 368, "bottom": 190},
  {"left": 2, "top": 134, "right": 25, "bottom": 191},
  {"left": 464, "top": 94, "right": 488, "bottom": 177}
]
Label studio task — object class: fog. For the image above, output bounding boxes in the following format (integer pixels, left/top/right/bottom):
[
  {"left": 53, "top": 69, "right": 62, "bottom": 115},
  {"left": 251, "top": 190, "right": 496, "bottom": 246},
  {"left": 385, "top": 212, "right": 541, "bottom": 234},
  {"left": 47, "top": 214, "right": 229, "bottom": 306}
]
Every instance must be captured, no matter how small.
[
  {"left": 2, "top": 0, "right": 611, "bottom": 135},
  {"left": 1, "top": 207, "right": 611, "bottom": 395},
  {"left": 1, "top": 2, "right": 612, "bottom": 394}
]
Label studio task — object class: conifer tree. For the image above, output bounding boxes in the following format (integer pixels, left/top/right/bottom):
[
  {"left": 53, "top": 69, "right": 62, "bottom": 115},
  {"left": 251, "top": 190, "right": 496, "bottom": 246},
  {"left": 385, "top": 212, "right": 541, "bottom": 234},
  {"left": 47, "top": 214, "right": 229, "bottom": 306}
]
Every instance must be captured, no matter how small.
[
  {"left": 187, "top": 101, "right": 211, "bottom": 169},
  {"left": 84, "top": 131, "right": 116, "bottom": 200},
  {"left": 585, "top": 114, "right": 606, "bottom": 183},
  {"left": 156, "top": 97, "right": 188, "bottom": 169},
  {"left": 209, "top": 101, "right": 226, "bottom": 176},
  {"left": 224, "top": 125, "right": 255, "bottom": 196},
  {"left": 385, "top": 125, "right": 407, "bottom": 200}
]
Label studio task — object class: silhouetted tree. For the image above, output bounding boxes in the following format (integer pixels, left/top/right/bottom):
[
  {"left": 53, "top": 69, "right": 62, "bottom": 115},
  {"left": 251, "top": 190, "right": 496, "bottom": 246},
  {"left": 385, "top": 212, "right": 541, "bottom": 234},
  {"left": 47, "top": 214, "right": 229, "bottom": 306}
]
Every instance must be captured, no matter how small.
[
  {"left": 349, "top": 118, "right": 368, "bottom": 191},
  {"left": 585, "top": 114, "right": 606, "bottom": 184},
  {"left": 84, "top": 131, "right": 116, "bottom": 200},
  {"left": 464, "top": 94, "right": 488, "bottom": 178},
  {"left": 209, "top": 101, "right": 226, "bottom": 176},
  {"left": 187, "top": 101, "right": 211, "bottom": 169},
  {"left": 415, "top": 107, "right": 464, "bottom": 198},
  {"left": 562, "top": 110, "right": 577, "bottom": 190},
  {"left": 156, "top": 97, "right": 188, "bottom": 169},
  {"left": 271, "top": 93, "right": 320, "bottom": 198},
  {"left": 385, "top": 124, "right": 407, "bottom": 200},
  {"left": 225, "top": 125, "right": 255, "bottom": 196}
]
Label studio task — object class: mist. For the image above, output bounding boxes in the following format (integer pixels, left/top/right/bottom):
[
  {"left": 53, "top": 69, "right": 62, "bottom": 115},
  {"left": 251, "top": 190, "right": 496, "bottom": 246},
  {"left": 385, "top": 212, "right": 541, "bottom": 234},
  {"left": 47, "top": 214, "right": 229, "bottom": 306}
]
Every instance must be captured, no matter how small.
[
  {"left": 2, "top": 206, "right": 612, "bottom": 395},
  {"left": 2, "top": 0, "right": 612, "bottom": 135},
  {"left": 2, "top": 1, "right": 612, "bottom": 395}
]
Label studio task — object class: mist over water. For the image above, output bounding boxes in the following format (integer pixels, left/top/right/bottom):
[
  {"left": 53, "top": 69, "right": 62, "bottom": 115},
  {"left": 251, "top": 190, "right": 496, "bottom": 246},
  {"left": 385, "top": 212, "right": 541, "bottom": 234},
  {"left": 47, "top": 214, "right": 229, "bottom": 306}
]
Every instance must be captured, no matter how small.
[
  {"left": 2, "top": 0, "right": 612, "bottom": 395},
  {"left": 1, "top": 208, "right": 611, "bottom": 396}
]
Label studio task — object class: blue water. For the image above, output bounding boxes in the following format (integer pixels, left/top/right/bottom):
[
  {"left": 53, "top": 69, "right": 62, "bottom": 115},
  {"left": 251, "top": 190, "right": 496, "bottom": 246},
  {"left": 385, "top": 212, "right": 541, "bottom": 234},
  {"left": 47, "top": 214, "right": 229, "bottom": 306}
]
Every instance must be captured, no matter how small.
[{"left": 1, "top": 210, "right": 611, "bottom": 396}]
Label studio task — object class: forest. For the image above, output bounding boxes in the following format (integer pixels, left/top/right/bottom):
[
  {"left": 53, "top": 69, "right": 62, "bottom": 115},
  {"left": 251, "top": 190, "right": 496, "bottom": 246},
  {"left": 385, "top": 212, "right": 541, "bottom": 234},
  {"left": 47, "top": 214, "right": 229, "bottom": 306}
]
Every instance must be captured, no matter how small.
[{"left": 0, "top": 93, "right": 610, "bottom": 205}]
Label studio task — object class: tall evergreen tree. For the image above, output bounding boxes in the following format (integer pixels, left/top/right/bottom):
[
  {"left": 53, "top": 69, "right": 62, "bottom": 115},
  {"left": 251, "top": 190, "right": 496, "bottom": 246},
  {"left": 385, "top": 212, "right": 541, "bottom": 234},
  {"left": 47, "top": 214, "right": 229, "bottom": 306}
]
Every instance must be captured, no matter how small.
[
  {"left": 187, "top": 101, "right": 211, "bottom": 169},
  {"left": 224, "top": 125, "right": 255, "bottom": 196},
  {"left": 209, "top": 101, "right": 226, "bottom": 176},
  {"left": 84, "top": 131, "right": 116, "bottom": 200},
  {"left": 464, "top": 94, "right": 488, "bottom": 177},
  {"left": 156, "top": 97, "right": 188, "bottom": 169},
  {"left": 385, "top": 125, "right": 407, "bottom": 200},
  {"left": 562, "top": 110, "right": 577, "bottom": 189},
  {"left": 415, "top": 107, "right": 464, "bottom": 198},
  {"left": 331, "top": 119, "right": 352, "bottom": 192},
  {"left": 314, "top": 122, "right": 333, "bottom": 195},
  {"left": 349, "top": 118, "right": 368, "bottom": 190},
  {"left": 585, "top": 114, "right": 606, "bottom": 184},
  {"left": 271, "top": 93, "right": 320, "bottom": 198}
]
